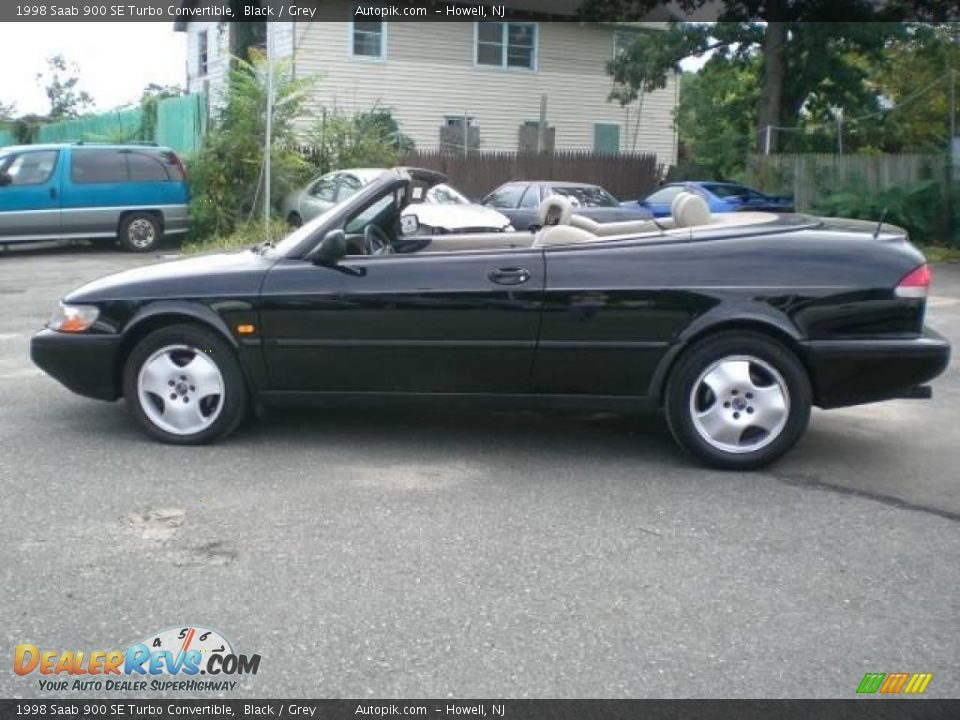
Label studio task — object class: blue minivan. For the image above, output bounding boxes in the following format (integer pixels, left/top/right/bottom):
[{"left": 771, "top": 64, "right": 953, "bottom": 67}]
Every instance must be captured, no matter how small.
[{"left": 0, "top": 143, "right": 189, "bottom": 252}]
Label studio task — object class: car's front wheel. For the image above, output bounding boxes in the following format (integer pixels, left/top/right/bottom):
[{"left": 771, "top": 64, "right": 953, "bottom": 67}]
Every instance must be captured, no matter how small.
[
  {"left": 122, "top": 324, "right": 248, "bottom": 444},
  {"left": 664, "top": 331, "right": 811, "bottom": 470}
]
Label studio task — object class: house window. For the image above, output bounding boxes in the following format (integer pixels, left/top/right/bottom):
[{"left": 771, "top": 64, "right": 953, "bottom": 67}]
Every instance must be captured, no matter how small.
[
  {"left": 351, "top": 20, "right": 386, "bottom": 59},
  {"left": 613, "top": 29, "right": 640, "bottom": 58},
  {"left": 593, "top": 123, "right": 621, "bottom": 154},
  {"left": 476, "top": 22, "right": 537, "bottom": 70},
  {"left": 198, "top": 30, "right": 209, "bottom": 76}
]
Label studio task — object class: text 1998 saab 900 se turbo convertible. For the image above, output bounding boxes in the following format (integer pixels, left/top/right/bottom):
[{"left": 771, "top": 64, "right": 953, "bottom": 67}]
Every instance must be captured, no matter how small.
[{"left": 31, "top": 168, "right": 950, "bottom": 470}]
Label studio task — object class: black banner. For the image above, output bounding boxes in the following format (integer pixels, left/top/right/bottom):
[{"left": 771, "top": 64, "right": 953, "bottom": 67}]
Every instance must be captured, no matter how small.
[
  {"left": 2, "top": 700, "right": 960, "bottom": 720},
  {"left": 1, "top": 0, "right": 957, "bottom": 24}
]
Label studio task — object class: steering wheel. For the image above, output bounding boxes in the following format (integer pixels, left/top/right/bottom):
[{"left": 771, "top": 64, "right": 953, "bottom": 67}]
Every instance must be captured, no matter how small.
[{"left": 363, "top": 225, "right": 393, "bottom": 256}]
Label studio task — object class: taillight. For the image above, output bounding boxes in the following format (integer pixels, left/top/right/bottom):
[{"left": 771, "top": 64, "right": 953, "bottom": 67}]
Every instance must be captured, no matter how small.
[
  {"left": 166, "top": 151, "right": 187, "bottom": 181},
  {"left": 895, "top": 264, "right": 932, "bottom": 299}
]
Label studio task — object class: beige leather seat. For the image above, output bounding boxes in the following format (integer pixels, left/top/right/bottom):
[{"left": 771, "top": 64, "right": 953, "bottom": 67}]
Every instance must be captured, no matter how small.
[
  {"left": 672, "top": 191, "right": 711, "bottom": 227},
  {"left": 570, "top": 215, "right": 660, "bottom": 236},
  {"left": 533, "top": 224, "right": 596, "bottom": 247},
  {"left": 537, "top": 194, "right": 575, "bottom": 227}
]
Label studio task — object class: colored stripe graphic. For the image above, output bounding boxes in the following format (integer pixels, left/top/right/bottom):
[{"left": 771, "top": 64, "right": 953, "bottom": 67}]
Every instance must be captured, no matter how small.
[
  {"left": 880, "top": 672, "right": 910, "bottom": 693},
  {"left": 904, "top": 673, "right": 933, "bottom": 694},
  {"left": 857, "top": 672, "right": 932, "bottom": 694},
  {"left": 857, "top": 673, "right": 885, "bottom": 694}
]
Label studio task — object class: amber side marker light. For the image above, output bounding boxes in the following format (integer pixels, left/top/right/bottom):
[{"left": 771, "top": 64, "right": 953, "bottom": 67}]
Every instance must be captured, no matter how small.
[
  {"left": 237, "top": 324, "right": 256, "bottom": 335},
  {"left": 48, "top": 303, "right": 100, "bottom": 333}
]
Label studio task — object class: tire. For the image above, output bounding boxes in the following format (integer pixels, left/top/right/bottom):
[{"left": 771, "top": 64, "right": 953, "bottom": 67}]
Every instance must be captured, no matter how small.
[
  {"left": 664, "top": 331, "right": 811, "bottom": 470},
  {"left": 119, "top": 212, "right": 162, "bottom": 252},
  {"left": 287, "top": 212, "right": 303, "bottom": 229},
  {"left": 122, "top": 323, "right": 248, "bottom": 445}
]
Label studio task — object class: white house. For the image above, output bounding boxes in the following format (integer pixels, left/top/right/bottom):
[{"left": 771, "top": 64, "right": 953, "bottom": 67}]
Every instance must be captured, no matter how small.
[{"left": 175, "top": 1, "right": 679, "bottom": 167}]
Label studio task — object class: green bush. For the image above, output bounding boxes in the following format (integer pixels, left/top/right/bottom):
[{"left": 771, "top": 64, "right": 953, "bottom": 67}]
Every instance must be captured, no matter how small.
[
  {"left": 187, "top": 50, "right": 318, "bottom": 241},
  {"left": 181, "top": 218, "right": 290, "bottom": 255},
  {"left": 811, "top": 179, "right": 949, "bottom": 245},
  {"left": 305, "top": 104, "right": 411, "bottom": 175}
]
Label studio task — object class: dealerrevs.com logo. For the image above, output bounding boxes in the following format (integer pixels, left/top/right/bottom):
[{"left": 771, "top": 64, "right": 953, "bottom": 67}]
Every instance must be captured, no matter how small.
[{"left": 14, "top": 626, "right": 261, "bottom": 692}]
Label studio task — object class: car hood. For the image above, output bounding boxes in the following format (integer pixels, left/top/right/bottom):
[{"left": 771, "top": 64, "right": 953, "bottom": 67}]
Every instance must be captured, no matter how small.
[
  {"left": 65, "top": 250, "right": 272, "bottom": 303},
  {"left": 404, "top": 203, "right": 512, "bottom": 230}
]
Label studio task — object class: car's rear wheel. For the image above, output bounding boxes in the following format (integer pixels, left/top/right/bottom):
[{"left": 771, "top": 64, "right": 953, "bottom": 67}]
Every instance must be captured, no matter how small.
[
  {"left": 119, "top": 212, "right": 162, "bottom": 253},
  {"left": 664, "top": 331, "right": 811, "bottom": 470},
  {"left": 122, "top": 324, "right": 247, "bottom": 444}
]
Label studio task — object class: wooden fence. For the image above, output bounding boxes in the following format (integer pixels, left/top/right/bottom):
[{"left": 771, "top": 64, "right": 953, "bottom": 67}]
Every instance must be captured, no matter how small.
[
  {"left": 397, "top": 150, "right": 663, "bottom": 202},
  {"left": 746, "top": 153, "right": 948, "bottom": 212}
]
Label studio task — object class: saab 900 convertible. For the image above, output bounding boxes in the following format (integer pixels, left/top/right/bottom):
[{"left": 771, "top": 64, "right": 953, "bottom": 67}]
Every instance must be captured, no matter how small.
[{"left": 30, "top": 168, "right": 950, "bottom": 469}]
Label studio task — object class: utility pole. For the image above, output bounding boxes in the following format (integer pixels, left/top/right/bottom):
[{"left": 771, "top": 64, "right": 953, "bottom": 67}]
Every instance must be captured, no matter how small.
[
  {"left": 764, "top": 125, "right": 772, "bottom": 155},
  {"left": 537, "top": 94, "right": 547, "bottom": 153},
  {"left": 264, "top": 25, "right": 273, "bottom": 240},
  {"left": 463, "top": 110, "right": 469, "bottom": 159},
  {"left": 837, "top": 114, "right": 843, "bottom": 155}
]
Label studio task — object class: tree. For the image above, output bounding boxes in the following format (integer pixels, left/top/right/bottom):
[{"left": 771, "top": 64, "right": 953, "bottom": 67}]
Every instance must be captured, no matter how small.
[
  {"left": 675, "top": 57, "right": 761, "bottom": 179},
  {"left": 188, "top": 50, "right": 317, "bottom": 238},
  {"left": 0, "top": 101, "right": 15, "bottom": 121},
  {"left": 37, "top": 54, "right": 94, "bottom": 119},
  {"left": 580, "top": 1, "right": 906, "bottom": 152},
  {"left": 864, "top": 23, "right": 960, "bottom": 152}
]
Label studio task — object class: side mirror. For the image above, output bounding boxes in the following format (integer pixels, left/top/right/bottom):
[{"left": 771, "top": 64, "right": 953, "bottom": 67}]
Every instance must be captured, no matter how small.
[
  {"left": 0, "top": 172, "right": 11, "bottom": 187},
  {"left": 311, "top": 229, "right": 347, "bottom": 265},
  {"left": 399, "top": 214, "right": 419, "bottom": 236}
]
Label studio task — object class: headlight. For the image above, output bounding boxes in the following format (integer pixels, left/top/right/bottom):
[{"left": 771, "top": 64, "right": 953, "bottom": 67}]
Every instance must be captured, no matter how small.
[{"left": 48, "top": 303, "right": 100, "bottom": 333}]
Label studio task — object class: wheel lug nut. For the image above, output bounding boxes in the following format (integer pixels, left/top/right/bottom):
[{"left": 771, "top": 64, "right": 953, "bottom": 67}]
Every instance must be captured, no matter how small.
[
  {"left": 189, "top": 386, "right": 195, "bottom": 392},
  {"left": 746, "top": 392, "right": 753, "bottom": 399},
  {"left": 183, "top": 397, "right": 189, "bottom": 403},
  {"left": 731, "top": 389, "right": 738, "bottom": 396},
  {"left": 747, "top": 407, "right": 754, "bottom": 414},
  {"left": 169, "top": 394, "right": 176, "bottom": 400},
  {"left": 723, "top": 402, "right": 731, "bottom": 408},
  {"left": 733, "top": 412, "right": 740, "bottom": 419},
  {"left": 168, "top": 380, "right": 175, "bottom": 387}
]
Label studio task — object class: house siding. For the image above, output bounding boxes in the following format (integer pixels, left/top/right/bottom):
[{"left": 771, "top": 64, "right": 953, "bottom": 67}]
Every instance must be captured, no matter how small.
[
  {"left": 291, "top": 13, "right": 677, "bottom": 166},
  {"left": 178, "top": 9, "right": 678, "bottom": 167}
]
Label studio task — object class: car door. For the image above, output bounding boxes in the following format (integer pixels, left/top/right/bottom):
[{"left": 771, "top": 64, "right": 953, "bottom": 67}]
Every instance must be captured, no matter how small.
[
  {"left": 258, "top": 246, "right": 546, "bottom": 394},
  {"left": 299, "top": 173, "right": 341, "bottom": 222},
  {"left": 532, "top": 233, "right": 707, "bottom": 397},
  {"left": 0, "top": 148, "right": 61, "bottom": 240}
]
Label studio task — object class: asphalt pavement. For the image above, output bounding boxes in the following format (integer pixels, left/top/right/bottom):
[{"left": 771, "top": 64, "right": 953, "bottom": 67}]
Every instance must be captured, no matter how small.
[{"left": 1, "top": 241, "right": 958, "bottom": 699}]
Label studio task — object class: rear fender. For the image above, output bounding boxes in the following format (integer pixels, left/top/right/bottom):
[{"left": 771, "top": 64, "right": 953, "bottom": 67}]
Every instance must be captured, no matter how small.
[{"left": 647, "top": 303, "right": 805, "bottom": 403}]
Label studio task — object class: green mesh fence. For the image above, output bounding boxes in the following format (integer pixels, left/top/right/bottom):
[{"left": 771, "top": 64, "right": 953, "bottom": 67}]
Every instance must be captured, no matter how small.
[
  {"left": 155, "top": 93, "right": 207, "bottom": 155},
  {"left": 35, "top": 107, "right": 146, "bottom": 144},
  {"left": 0, "top": 127, "right": 15, "bottom": 147},
  {"left": 19, "top": 94, "right": 207, "bottom": 153}
]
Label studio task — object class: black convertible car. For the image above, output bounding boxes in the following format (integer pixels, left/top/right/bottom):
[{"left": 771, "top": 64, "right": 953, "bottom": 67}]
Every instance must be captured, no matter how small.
[{"left": 31, "top": 169, "right": 949, "bottom": 470}]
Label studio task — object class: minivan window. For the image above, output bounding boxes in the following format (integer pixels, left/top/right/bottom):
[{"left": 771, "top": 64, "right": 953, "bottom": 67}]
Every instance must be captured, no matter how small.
[
  {"left": 1, "top": 150, "right": 59, "bottom": 186},
  {"left": 126, "top": 151, "right": 172, "bottom": 182},
  {"left": 71, "top": 149, "right": 127, "bottom": 184}
]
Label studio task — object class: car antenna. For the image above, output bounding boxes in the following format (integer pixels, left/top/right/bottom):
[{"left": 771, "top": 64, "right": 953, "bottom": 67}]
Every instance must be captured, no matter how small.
[{"left": 873, "top": 207, "right": 888, "bottom": 239}]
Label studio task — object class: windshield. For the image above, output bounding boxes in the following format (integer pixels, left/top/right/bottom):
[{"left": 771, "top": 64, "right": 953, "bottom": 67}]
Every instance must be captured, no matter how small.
[
  {"left": 549, "top": 185, "right": 618, "bottom": 207},
  {"left": 702, "top": 183, "right": 760, "bottom": 199}
]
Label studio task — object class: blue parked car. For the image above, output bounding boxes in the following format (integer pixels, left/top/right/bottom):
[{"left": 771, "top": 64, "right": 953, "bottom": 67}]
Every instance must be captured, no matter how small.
[
  {"left": 0, "top": 143, "right": 189, "bottom": 252},
  {"left": 623, "top": 181, "right": 794, "bottom": 218}
]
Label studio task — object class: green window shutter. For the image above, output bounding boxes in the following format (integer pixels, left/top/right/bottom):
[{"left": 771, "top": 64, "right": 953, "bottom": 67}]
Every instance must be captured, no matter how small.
[{"left": 593, "top": 123, "right": 620, "bottom": 154}]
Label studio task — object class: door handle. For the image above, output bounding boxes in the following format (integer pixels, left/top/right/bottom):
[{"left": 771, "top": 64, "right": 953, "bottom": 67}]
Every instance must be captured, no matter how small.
[
  {"left": 488, "top": 267, "right": 531, "bottom": 285},
  {"left": 49, "top": 187, "right": 57, "bottom": 199}
]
